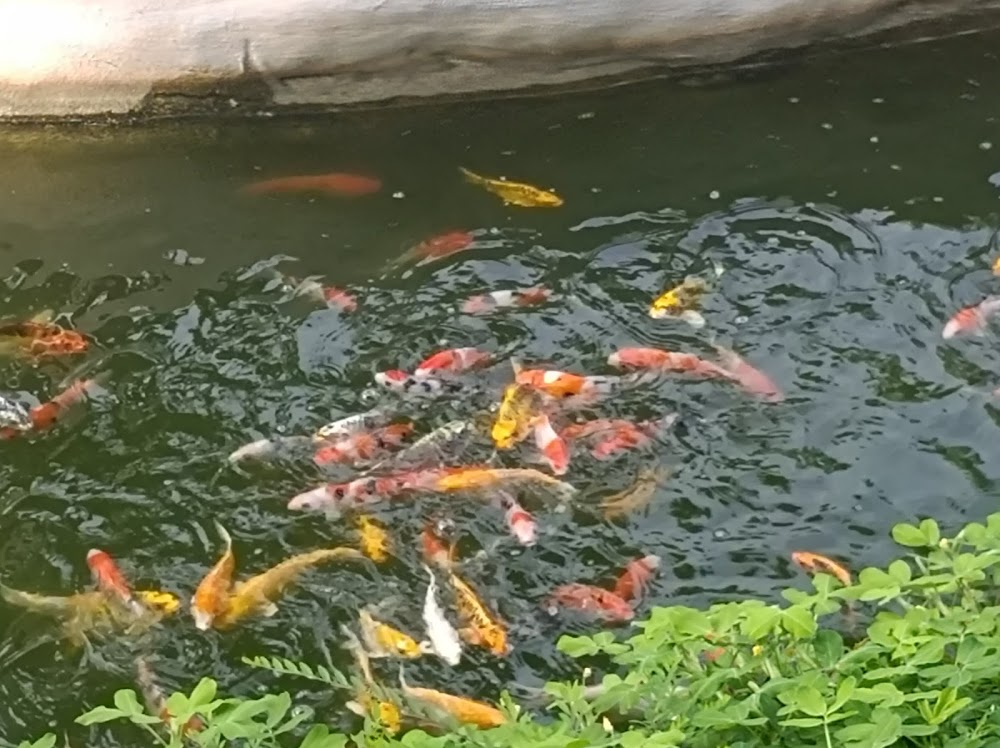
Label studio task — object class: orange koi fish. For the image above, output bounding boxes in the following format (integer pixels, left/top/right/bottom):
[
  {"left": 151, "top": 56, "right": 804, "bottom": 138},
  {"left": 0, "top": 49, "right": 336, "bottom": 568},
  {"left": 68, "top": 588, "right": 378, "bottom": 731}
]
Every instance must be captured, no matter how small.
[
  {"left": 136, "top": 656, "right": 205, "bottom": 737},
  {"left": 608, "top": 347, "right": 731, "bottom": 379},
  {"left": 86, "top": 550, "right": 145, "bottom": 617},
  {"left": 399, "top": 667, "right": 507, "bottom": 728},
  {"left": 791, "top": 551, "right": 851, "bottom": 586},
  {"left": 514, "top": 361, "right": 655, "bottom": 403},
  {"left": 421, "top": 519, "right": 457, "bottom": 570},
  {"left": 493, "top": 491, "right": 536, "bottom": 546},
  {"left": 449, "top": 572, "right": 509, "bottom": 656},
  {"left": 0, "top": 378, "right": 104, "bottom": 440},
  {"left": 314, "top": 423, "right": 413, "bottom": 467},
  {"left": 942, "top": 296, "right": 1000, "bottom": 339},
  {"left": 533, "top": 413, "right": 570, "bottom": 475},
  {"left": 191, "top": 522, "right": 236, "bottom": 630},
  {"left": 410, "top": 231, "right": 475, "bottom": 261},
  {"left": 0, "top": 320, "right": 89, "bottom": 358},
  {"left": 560, "top": 418, "right": 636, "bottom": 441},
  {"left": 242, "top": 173, "right": 382, "bottom": 197},
  {"left": 414, "top": 347, "right": 492, "bottom": 377},
  {"left": 545, "top": 583, "right": 634, "bottom": 623},
  {"left": 589, "top": 414, "right": 677, "bottom": 460},
  {"left": 713, "top": 345, "right": 784, "bottom": 403},
  {"left": 462, "top": 287, "right": 551, "bottom": 315},
  {"left": 612, "top": 554, "right": 660, "bottom": 603}
]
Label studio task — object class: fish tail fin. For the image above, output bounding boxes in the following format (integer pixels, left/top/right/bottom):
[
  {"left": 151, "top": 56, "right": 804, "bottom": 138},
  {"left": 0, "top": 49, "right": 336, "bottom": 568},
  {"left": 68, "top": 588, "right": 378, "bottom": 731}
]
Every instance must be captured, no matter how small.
[
  {"left": 397, "top": 663, "right": 410, "bottom": 692},
  {"left": 340, "top": 623, "right": 375, "bottom": 683},
  {"left": 459, "top": 167, "right": 484, "bottom": 185},
  {"left": 509, "top": 357, "right": 524, "bottom": 377},
  {"left": 213, "top": 521, "right": 233, "bottom": 552}
]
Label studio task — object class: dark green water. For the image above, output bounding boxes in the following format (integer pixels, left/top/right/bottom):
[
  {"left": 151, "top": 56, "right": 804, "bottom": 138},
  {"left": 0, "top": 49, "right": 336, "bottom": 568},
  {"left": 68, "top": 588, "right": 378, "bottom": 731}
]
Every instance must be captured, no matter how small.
[{"left": 3, "top": 27, "right": 1000, "bottom": 745}]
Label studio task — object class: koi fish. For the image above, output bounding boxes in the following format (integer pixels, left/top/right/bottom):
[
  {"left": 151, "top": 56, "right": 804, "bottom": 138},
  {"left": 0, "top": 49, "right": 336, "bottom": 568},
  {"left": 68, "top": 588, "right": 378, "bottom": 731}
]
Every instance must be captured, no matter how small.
[
  {"left": 599, "top": 466, "right": 669, "bottom": 520},
  {"left": 374, "top": 369, "right": 469, "bottom": 397},
  {"left": 942, "top": 296, "right": 1000, "bottom": 338},
  {"left": 366, "top": 419, "right": 473, "bottom": 473},
  {"left": 357, "top": 515, "right": 391, "bottom": 563},
  {"left": 359, "top": 607, "right": 428, "bottom": 659},
  {"left": 433, "top": 466, "right": 578, "bottom": 500},
  {"left": 589, "top": 415, "right": 678, "bottom": 460},
  {"left": 459, "top": 166, "right": 562, "bottom": 208},
  {"left": 449, "top": 572, "right": 509, "bottom": 656},
  {"left": 409, "top": 231, "right": 475, "bottom": 261},
  {"left": 314, "top": 423, "right": 413, "bottom": 467},
  {"left": 0, "top": 582, "right": 177, "bottom": 620},
  {"left": 399, "top": 666, "right": 506, "bottom": 728},
  {"left": 0, "top": 394, "right": 31, "bottom": 432},
  {"left": 0, "top": 378, "right": 105, "bottom": 439},
  {"left": 421, "top": 564, "right": 463, "bottom": 666},
  {"left": 314, "top": 408, "right": 393, "bottom": 443},
  {"left": 649, "top": 276, "right": 709, "bottom": 327},
  {"left": 545, "top": 583, "right": 634, "bottom": 623},
  {"left": 242, "top": 173, "right": 382, "bottom": 197},
  {"left": 191, "top": 522, "right": 236, "bottom": 631},
  {"left": 612, "top": 554, "right": 660, "bottom": 603},
  {"left": 215, "top": 547, "right": 363, "bottom": 628},
  {"left": 533, "top": 414, "right": 570, "bottom": 475},
  {"left": 791, "top": 551, "right": 852, "bottom": 586},
  {"left": 286, "top": 276, "right": 359, "bottom": 312},
  {"left": 492, "top": 383, "right": 544, "bottom": 449},
  {"left": 462, "top": 287, "right": 551, "bottom": 315},
  {"left": 514, "top": 363, "right": 655, "bottom": 402},
  {"left": 228, "top": 435, "right": 312, "bottom": 464},
  {"left": 136, "top": 656, "right": 205, "bottom": 736},
  {"left": 414, "top": 348, "right": 492, "bottom": 377},
  {"left": 608, "top": 347, "right": 731, "bottom": 379},
  {"left": 342, "top": 624, "right": 404, "bottom": 734},
  {"left": 421, "top": 519, "right": 457, "bottom": 570},
  {"left": 993, "top": 256, "right": 1000, "bottom": 276},
  {"left": 560, "top": 418, "right": 637, "bottom": 441},
  {"left": 287, "top": 469, "right": 442, "bottom": 515},
  {"left": 713, "top": 345, "right": 784, "bottom": 402},
  {"left": 0, "top": 320, "right": 90, "bottom": 358},
  {"left": 86, "top": 550, "right": 146, "bottom": 618},
  {"left": 493, "top": 491, "right": 537, "bottom": 546}
]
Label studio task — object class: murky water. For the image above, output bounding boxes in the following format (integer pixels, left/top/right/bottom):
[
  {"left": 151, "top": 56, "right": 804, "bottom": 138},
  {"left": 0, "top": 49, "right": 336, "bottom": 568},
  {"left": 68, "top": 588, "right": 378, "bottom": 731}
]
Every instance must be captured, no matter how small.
[{"left": 2, "top": 28, "right": 1000, "bottom": 745}]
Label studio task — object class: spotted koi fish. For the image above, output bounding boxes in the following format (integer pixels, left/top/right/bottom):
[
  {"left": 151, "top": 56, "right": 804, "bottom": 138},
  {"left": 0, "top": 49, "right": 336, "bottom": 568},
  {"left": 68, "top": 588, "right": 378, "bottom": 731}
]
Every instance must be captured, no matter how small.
[
  {"left": 374, "top": 370, "right": 471, "bottom": 397},
  {"left": 0, "top": 377, "right": 106, "bottom": 440},
  {"left": 493, "top": 491, "right": 536, "bottom": 546},
  {"left": 314, "top": 423, "right": 413, "bottom": 467},
  {"left": 414, "top": 348, "right": 491, "bottom": 377},
  {"left": 399, "top": 666, "right": 506, "bottom": 728},
  {"left": 544, "top": 583, "right": 634, "bottom": 623},
  {"left": 462, "top": 287, "right": 551, "bottom": 315},
  {"left": 314, "top": 408, "right": 393, "bottom": 443},
  {"left": 287, "top": 469, "right": 444, "bottom": 515},
  {"left": 448, "top": 572, "right": 509, "bottom": 656},
  {"left": 942, "top": 296, "right": 1000, "bottom": 339},
  {"left": 649, "top": 275, "right": 709, "bottom": 327},
  {"left": 492, "top": 383, "right": 545, "bottom": 449}
]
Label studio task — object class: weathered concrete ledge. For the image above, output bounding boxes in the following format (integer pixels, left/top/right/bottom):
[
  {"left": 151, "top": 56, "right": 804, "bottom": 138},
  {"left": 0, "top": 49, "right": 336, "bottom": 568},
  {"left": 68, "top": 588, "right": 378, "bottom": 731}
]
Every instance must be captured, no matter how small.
[{"left": 1, "top": 0, "right": 999, "bottom": 120}]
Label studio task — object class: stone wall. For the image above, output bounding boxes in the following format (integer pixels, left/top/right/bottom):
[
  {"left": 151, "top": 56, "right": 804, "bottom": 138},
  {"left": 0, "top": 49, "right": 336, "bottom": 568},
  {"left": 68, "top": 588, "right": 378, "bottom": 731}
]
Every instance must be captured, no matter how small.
[{"left": 0, "top": 0, "right": 998, "bottom": 118}]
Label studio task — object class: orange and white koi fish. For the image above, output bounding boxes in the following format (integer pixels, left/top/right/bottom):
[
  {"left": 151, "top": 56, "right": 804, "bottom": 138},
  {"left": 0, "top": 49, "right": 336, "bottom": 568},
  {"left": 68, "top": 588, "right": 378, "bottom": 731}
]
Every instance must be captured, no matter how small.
[
  {"left": 608, "top": 347, "right": 731, "bottom": 379},
  {"left": 242, "top": 172, "right": 382, "bottom": 197},
  {"left": 191, "top": 521, "right": 236, "bottom": 630},
  {"left": 314, "top": 408, "right": 393, "bottom": 442},
  {"left": 314, "top": 423, "right": 413, "bottom": 467},
  {"left": 359, "top": 607, "right": 428, "bottom": 659},
  {"left": 462, "top": 287, "right": 551, "bottom": 315},
  {"left": 713, "top": 345, "right": 784, "bottom": 403},
  {"left": 421, "top": 519, "right": 457, "bottom": 570},
  {"left": 433, "top": 466, "right": 577, "bottom": 500},
  {"left": 589, "top": 414, "right": 677, "bottom": 460},
  {"left": 492, "top": 383, "right": 545, "bottom": 449},
  {"left": 86, "top": 550, "right": 146, "bottom": 618},
  {"left": 612, "top": 554, "right": 660, "bottom": 603},
  {"left": 544, "top": 583, "right": 634, "bottom": 623},
  {"left": 0, "top": 378, "right": 105, "bottom": 440},
  {"left": 533, "top": 414, "right": 570, "bottom": 475},
  {"left": 215, "top": 547, "right": 363, "bottom": 628},
  {"left": 649, "top": 276, "right": 709, "bottom": 327},
  {"left": 288, "top": 469, "right": 443, "bottom": 515},
  {"left": 414, "top": 348, "right": 492, "bottom": 377},
  {"left": 421, "top": 565, "right": 463, "bottom": 666},
  {"left": 791, "top": 551, "right": 851, "bottom": 586},
  {"left": 942, "top": 296, "right": 1000, "bottom": 339},
  {"left": 449, "top": 572, "right": 509, "bottom": 656},
  {"left": 599, "top": 466, "right": 669, "bottom": 520},
  {"left": 493, "top": 491, "right": 537, "bottom": 546},
  {"left": 514, "top": 362, "right": 656, "bottom": 403},
  {"left": 0, "top": 319, "right": 90, "bottom": 358},
  {"left": 374, "top": 370, "right": 472, "bottom": 397},
  {"left": 399, "top": 666, "right": 506, "bottom": 728},
  {"left": 357, "top": 515, "right": 391, "bottom": 563},
  {"left": 136, "top": 656, "right": 205, "bottom": 737}
]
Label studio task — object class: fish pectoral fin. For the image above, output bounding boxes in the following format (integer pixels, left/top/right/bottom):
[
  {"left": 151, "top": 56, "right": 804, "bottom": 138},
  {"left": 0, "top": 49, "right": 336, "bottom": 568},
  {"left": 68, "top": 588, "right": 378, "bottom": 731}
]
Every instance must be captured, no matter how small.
[
  {"left": 459, "top": 626, "right": 482, "bottom": 645},
  {"left": 260, "top": 601, "right": 279, "bottom": 617},
  {"left": 417, "top": 640, "right": 435, "bottom": 654}
]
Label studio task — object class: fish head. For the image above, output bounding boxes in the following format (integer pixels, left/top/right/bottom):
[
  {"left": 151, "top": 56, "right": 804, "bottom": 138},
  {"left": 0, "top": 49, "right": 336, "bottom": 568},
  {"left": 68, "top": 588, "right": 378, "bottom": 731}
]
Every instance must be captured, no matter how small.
[
  {"left": 461, "top": 295, "right": 493, "bottom": 314},
  {"left": 537, "top": 190, "right": 564, "bottom": 207},
  {"left": 374, "top": 370, "right": 410, "bottom": 388},
  {"left": 191, "top": 604, "right": 215, "bottom": 631},
  {"left": 287, "top": 485, "right": 339, "bottom": 512},
  {"left": 394, "top": 636, "right": 424, "bottom": 658},
  {"left": 136, "top": 590, "right": 181, "bottom": 616}
]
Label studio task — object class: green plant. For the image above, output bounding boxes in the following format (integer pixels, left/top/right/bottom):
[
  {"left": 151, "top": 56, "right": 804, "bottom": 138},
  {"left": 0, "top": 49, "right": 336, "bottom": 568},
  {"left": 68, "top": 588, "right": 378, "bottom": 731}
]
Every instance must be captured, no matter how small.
[{"left": 29, "top": 513, "right": 1000, "bottom": 747}]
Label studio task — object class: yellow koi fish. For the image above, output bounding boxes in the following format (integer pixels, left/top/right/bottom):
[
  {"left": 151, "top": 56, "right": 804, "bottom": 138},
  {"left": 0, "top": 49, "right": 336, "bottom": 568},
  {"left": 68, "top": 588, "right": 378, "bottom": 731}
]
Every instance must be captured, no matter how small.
[
  {"left": 359, "top": 607, "right": 428, "bottom": 659},
  {"left": 357, "top": 515, "right": 391, "bottom": 563},
  {"left": 215, "top": 547, "right": 363, "bottom": 628},
  {"left": 491, "top": 383, "right": 543, "bottom": 449},
  {"left": 435, "top": 466, "right": 577, "bottom": 500},
  {"left": 191, "top": 521, "right": 236, "bottom": 630},
  {"left": 342, "top": 624, "right": 403, "bottom": 735},
  {"left": 448, "top": 573, "right": 509, "bottom": 657},
  {"left": 993, "top": 256, "right": 1000, "bottom": 276},
  {"left": 649, "top": 276, "right": 709, "bottom": 327},
  {"left": 459, "top": 167, "right": 563, "bottom": 208},
  {"left": 399, "top": 666, "right": 507, "bottom": 728},
  {"left": 600, "top": 466, "right": 670, "bottom": 520}
]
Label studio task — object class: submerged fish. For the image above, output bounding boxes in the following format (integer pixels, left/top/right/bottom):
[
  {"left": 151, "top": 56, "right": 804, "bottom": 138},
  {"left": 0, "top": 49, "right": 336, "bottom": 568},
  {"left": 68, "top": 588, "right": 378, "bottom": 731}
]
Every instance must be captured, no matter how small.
[
  {"left": 191, "top": 522, "right": 236, "bottom": 631},
  {"left": 342, "top": 623, "right": 404, "bottom": 733},
  {"left": 589, "top": 415, "right": 677, "bottom": 460},
  {"left": 359, "top": 607, "right": 428, "bottom": 659},
  {"left": 791, "top": 551, "right": 852, "bottom": 586},
  {"left": 374, "top": 370, "right": 471, "bottom": 398},
  {"left": 421, "top": 519, "right": 458, "bottom": 571},
  {"left": 942, "top": 296, "right": 1000, "bottom": 339},
  {"left": 608, "top": 347, "right": 731, "bottom": 379},
  {"left": 288, "top": 469, "right": 443, "bottom": 515},
  {"left": 415, "top": 348, "right": 491, "bottom": 377},
  {"left": 409, "top": 231, "right": 475, "bottom": 262},
  {"left": 713, "top": 345, "right": 784, "bottom": 402},
  {"left": 0, "top": 378, "right": 105, "bottom": 440},
  {"left": 514, "top": 363, "right": 656, "bottom": 403},
  {"left": 136, "top": 656, "right": 205, "bottom": 736},
  {"left": 314, "top": 408, "right": 393, "bottom": 443},
  {"left": 612, "top": 555, "right": 660, "bottom": 603},
  {"left": 545, "top": 583, "right": 634, "bottom": 623},
  {"left": 421, "top": 564, "right": 463, "bottom": 666},
  {"left": 399, "top": 666, "right": 506, "bottom": 728},
  {"left": 599, "top": 466, "right": 669, "bottom": 520},
  {"left": 0, "top": 319, "right": 90, "bottom": 358},
  {"left": 286, "top": 276, "right": 359, "bottom": 311},
  {"left": 0, "top": 394, "right": 31, "bottom": 432},
  {"left": 357, "top": 515, "right": 391, "bottom": 563},
  {"left": 228, "top": 436, "right": 312, "bottom": 464},
  {"left": 433, "top": 466, "right": 577, "bottom": 500},
  {"left": 493, "top": 491, "right": 537, "bottom": 546},
  {"left": 242, "top": 173, "right": 382, "bottom": 197},
  {"left": 215, "top": 547, "right": 363, "bottom": 628},
  {"left": 993, "top": 256, "right": 1000, "bottom": 276},
  {"left": 449, "top": 573, "right": 509, "bottom": 656},
  {"left": 314, "top": 423, "right": 413, "bottom": 467},
  {"left": 86, "top": 550, "right": 146, "bottom": 618},
  {"left": 462, "top": 287, "right": 551, "bottom": 315},
  {"left": 533, "top": 414, "right": 570, "bottom": 475},
  {"left": 492, "top": 383, "right": 544, "bottom": 449},
  {"left": 459, "top": 166, "right": 562, "bottom": 208},
  {"left": 366, "top": 420, "right": 473, "bottom": 474},
  {"left": 649, "top": 276, "right": 709, "bottom": 327}
]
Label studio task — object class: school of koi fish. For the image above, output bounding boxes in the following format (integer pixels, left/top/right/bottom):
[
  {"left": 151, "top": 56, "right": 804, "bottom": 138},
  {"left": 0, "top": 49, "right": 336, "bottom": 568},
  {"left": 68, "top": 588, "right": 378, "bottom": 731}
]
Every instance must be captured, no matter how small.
[{"left": 3, "top": 164, "right": 990, "bottom": 736}]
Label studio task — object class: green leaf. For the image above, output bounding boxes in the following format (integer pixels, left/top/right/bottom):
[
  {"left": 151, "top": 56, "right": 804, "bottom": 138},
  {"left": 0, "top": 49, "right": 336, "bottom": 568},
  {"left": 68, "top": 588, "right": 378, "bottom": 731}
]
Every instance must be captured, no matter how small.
[
  {"left": 782, "top": 606, "right": 817, "bottom": 639},
  {"left": 741, "top": 607, "right": 781, "bottom": 639},
  {"left": 867, "top": 708, "right": 903, "bottom": 747},
  {"left": 910, "top": 639, "right": 946, "bottom": 667},
  {"left": 557, "top": 634, "right": 599, "bottom": 658},
  {"left": 18, "top": 736, "right": 56, "bottom": 748},
  {"left": 75, "top": 706, "right": 127, "bottom": 725},
  {"left": 779, "top": 717, "right": 824, "bottom": 728},
  {"left": 188, "top": 678, "right": 218, "bottom": 709},
  {"left": 112, "top": 689, "right": 144, "bottom": 716},
  {"left": 813, "top": 629, "right": 844, "bottom": 668},
  {"left": 892, "top": 523, "right": 927, "bottom": 547},
  {"left": 792, "top": 685, "right": 827, "bottom": 717},
  {"left": 852, "top": 682, "right": 905, "bottom": 708},
  {"left": 920, "top": 519, "right": 941, "bottom": 546},
  {"left": 887, "top": 560, "right": 912, "bottom": 584},
  {"left": 299, "top": 725, "right": 349, "bottom": 748},
  {"left": 830, "top": 676, "right": 856, "bottom": 713},
  {"left": 264, "top": 692, "right": 292, "bottom": 728}
]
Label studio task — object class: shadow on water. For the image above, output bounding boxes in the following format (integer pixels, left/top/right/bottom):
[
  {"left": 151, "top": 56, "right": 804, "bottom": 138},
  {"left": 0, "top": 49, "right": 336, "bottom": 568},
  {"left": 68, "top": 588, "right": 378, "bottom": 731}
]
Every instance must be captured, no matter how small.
[{"left": 1, "top": 27, "right": 1000, "bottom": 744}]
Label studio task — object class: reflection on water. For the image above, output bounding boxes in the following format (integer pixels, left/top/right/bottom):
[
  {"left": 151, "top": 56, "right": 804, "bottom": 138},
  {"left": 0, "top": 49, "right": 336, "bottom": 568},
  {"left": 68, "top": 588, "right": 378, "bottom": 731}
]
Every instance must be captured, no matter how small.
[{"left": 2, "top": 27, "right": 1000, "bottom": 744}]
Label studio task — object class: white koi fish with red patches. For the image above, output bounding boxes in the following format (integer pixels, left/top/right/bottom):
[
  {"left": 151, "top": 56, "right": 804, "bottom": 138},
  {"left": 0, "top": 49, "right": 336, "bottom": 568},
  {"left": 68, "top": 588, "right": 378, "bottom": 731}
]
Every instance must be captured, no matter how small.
[
  {"left": 532, "top": 414, "right": 570, "bottom": 475},
  {"left": 942, "top": 296, "right": 1000, "bottom": 339},
  {"left": 493, "top": 491, "right": 536, "bottom": 546},
  {"left": 287, "top": 469, "right": 444, "bottom": 515}
]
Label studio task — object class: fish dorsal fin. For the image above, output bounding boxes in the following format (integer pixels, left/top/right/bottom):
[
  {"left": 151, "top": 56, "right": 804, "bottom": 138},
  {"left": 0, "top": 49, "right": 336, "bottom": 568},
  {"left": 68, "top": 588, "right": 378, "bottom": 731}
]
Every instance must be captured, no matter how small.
[
  {"left": 29, "top": 309, "right": 55, "bottom": 324},
  {"left": 510, "top": 358, "right": 523, "bottom": 377}
]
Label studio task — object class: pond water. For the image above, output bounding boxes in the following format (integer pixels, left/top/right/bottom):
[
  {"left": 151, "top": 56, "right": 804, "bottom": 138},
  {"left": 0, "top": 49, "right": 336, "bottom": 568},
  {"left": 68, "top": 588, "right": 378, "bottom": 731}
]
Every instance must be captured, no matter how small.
[{"left": 2, "top": 27, "right": 1000, "bottom": 746}]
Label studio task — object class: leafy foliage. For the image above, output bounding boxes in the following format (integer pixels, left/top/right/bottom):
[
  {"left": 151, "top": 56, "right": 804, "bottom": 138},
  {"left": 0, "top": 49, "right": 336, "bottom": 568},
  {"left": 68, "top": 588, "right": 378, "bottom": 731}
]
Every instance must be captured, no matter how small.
[{"left": 28, "top": 513, "right": 1000, "bottom": 747}]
